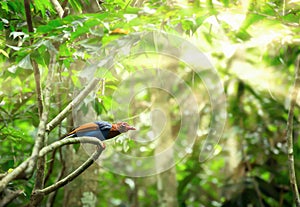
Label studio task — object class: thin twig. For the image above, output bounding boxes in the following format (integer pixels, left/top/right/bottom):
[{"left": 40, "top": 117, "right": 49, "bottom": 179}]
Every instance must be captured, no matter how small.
[
  {"left": 45, "top": 154, "right": 65, "bottom": 207},
  {"left": 46, "top": 78, "right": 100, "bottom": 133},
  {"left": 286, "top": 54, "right": 300, "bottom": 207},
  {"left": 0, "top": 188, "right": 24, "bottom": 206},
  {"left": 32, "top": 61, "right": 43, "bottom": 117},
  {"left": 44, "top": 149, "right": 57, "bottom": 185}
]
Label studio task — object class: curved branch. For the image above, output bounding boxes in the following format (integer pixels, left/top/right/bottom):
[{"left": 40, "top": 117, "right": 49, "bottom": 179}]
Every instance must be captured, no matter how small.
[
  {"left": 39, "top": 137, "right": 105, "bottom": 157},
  {"left": 46, "top": 78, "right": 100, "bottom": 133},
  {"left": 35, "top": 137, "right": 104, "bottom": 195},
  {"left": 286, "top": 55, "right": 300, "bottom": 207}
]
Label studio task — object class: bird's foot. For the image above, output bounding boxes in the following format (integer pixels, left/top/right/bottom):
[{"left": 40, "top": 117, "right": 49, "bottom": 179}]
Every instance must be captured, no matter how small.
[{"left": 100, "top": 142, "right": 106, "bottom": 149}]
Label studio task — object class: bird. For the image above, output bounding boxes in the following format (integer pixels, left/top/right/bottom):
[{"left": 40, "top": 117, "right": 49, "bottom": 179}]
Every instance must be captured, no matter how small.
[{"left": 63, "top": 121, "right": 136, "bottom": 148}]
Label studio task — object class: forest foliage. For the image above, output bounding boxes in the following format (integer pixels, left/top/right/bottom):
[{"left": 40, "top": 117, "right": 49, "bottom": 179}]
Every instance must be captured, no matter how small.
[{"left": 0, "top": 0, "right": 300, "bottom": 206}]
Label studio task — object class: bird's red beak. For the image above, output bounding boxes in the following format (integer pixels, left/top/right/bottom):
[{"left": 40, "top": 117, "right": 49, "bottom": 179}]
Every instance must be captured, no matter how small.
[{"left": 127, "top": 125, "right": 136, "bottom": 131}]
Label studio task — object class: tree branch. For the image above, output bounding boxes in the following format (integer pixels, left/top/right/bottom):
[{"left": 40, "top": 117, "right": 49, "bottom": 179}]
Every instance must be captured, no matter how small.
[
  {"left": 24, "top": 0, "right": 34, "bottom": 33},
  {"left": 0, "top": 78, "right": 101, "bottom": 193},
  {"left": 32, "top": 61, "right": 43, "bottom": 117},
  {"left": 40, "top": 137, "right": 105, "bottom": 157},
  {"left": 35, "top": 137, "right": 104, "bottom": 196},
  {"left": 28, "top": 137, "right": 104, "bottom": 206},
  {"left": 50, "top": 0, "right": 64, "bottom": 18},
  {"left": 27, "top": 52, "right": 56, "bottom": 207},
  {"left": 0, "top": 188, "right": 24, "bottom": 206},
  {"left": 30, "top": 52, "right": 56, "bottom": 205},
  {"left": 286, "top": 54, "right": 300, "bottom": 207},
  {"left": 25, "top": 54, "right": 55, "bottom": 180},
  {"left": 39, "top": 147, "right": 102, "bottom": 195},
  {"left": 46, "top": 78, "right": 100, "bottom": 133},
  {"left": 24, "top": 0, "right": 43, "bottom": 117},
  {"left": 45, "top": 152, "right": 65, "bottom": 207},
  {"left": 0, "top": 158, "right": 30, "bottom": 192}
]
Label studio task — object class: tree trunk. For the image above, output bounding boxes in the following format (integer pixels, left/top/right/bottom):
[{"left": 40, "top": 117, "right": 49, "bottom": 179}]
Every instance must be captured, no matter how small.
[
  {"left": 63, "top": 104, "right": 100, "bottom": 207},
  {"left": 152, "top": 89, "right": 178, "bottom": 207}
]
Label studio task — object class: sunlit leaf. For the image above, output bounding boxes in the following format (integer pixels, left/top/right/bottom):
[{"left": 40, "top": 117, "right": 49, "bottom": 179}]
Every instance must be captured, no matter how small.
[
  {"left": 18, "top": 55, "right": 32, "bottom": 70},
  {"left": 10, "top": 32, "right": 29, "bottom": 40},
  {"left": 0, "top": 49, "right": 9, "bottom": 57},
  {"left": 6, "top": 44, "right": 21, "bottom": 51},
  {"left": 69, "top": 0, "right": 83, "bottom": 13},
  {"left": 1, "top": 2, "right": 8, "bottom": 12}
]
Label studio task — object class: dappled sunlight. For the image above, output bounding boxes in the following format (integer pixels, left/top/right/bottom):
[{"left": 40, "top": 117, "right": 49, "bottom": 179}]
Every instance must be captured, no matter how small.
[{"left": 1, "top": 0, "right": 299, "bottom": 206}]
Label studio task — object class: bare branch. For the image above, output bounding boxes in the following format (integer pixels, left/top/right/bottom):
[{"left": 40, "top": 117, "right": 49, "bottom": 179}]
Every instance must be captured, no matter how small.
[
  {"left": 36, "top": 137, "right": 103, "bottom": 196},
  {"left": 44, "top": 149, "right": 57, "bottom": 185},
  {"left": 0, "top": 158, "right": 30, "bottom": 192},
  {"left": 0, "top": 188, "right": 24, "bottom": 206},
  {"left": 46, "top": 154, "right": 65, "bottom": 207},
  {"left": 25, "top": 53, "right": 56, "bottom": 179},
  {"left": 24, "top": 0, "right": 34, "bottom": 33},
  {"left": 46, "top": 78, "right": 101, "bottom": 133},
  {"left": 24, "top": 0, "right": 43, "bottom": 116},
  {"left": 61, "top": 0, "right": 69, "bottom": 9},
  {"left": 39, "top": 137, "right": 105, "bottom": 157},
  {"left": 50, "top": 0, "right": 64, "bottom": 18},
  {"left": 286, "top": 54, "right": 300, "bottom": 207},
  {"left": 0, "top": 78, "right": 101, "bottom": 193},
  {"left": 28, "top": 137, "right": 104, "bottom": 206},
  {"left": 34, "top": 52, "right": 56, "bottom": 187},
  {"left": 32, "top": 61, "right": 43, "bottom": 117},
  {"left": 40, "top": 147, "right": 102, "bottom": 195},
  {"left": 0, "top": 173, "right": 7, "bottom": 179},
  {"left": 27, "top": 52, "right": 56, "bottom": 207}
]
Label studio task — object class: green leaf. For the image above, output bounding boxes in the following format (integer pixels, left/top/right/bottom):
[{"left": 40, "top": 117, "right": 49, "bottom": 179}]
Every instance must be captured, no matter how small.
[
  {"left": 10, "top": 31, "right": 29, "bottom": 40},
  {"left": 6, "top": 44, "right": 21, "bottom": 51},
  {"left": 1, "top": 1, "right": 9, "bottom": 12},
  {"left": 240, "top": 13, "right": 265, "bottom": 31},
  {"left": 0, "top": 49, "right": 9, "bottom": 58},
  {"left": 34, "top": 0, "right": 49, "bottom": 17},
  {"left": 69, "top": 0, "right": 83, "bottom": 13},
  {"left": 235, "top": 29, "right": 251, "bottom": 41},
  {"left": 221, "top": 0, "right": 229, "bottom": 7},
  {"left": 18, "top": 55, "right": 33, "bottom": 70}
]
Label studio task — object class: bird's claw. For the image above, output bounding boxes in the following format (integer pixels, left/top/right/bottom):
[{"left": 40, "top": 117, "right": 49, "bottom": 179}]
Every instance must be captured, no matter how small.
[{"left": 100, "top": 142, "right": 106, "bottom": 149}]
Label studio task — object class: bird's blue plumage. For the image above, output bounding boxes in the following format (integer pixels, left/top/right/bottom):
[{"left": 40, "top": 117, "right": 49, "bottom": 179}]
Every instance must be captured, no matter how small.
[
  {"left": 68, "top": 121, "right": 112, "bottom": 141},
  {"left": 95, "top": 121, "right": 112, "bottom": 131}
]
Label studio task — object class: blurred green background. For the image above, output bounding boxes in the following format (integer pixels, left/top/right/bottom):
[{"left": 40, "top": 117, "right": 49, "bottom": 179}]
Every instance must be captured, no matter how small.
[{"left": 0, "top": 0, "right": 300, "bottom": 206}]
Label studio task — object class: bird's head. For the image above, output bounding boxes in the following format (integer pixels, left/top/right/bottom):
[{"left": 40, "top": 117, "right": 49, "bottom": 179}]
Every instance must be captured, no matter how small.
[{"left": 113, "top": 122, "right": 136, "bottom": 133}]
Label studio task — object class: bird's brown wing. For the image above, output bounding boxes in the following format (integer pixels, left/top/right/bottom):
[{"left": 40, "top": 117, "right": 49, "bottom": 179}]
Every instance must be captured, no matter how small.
[{"left": 68, "top": 122, "right": 99, "bottom": 136}]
